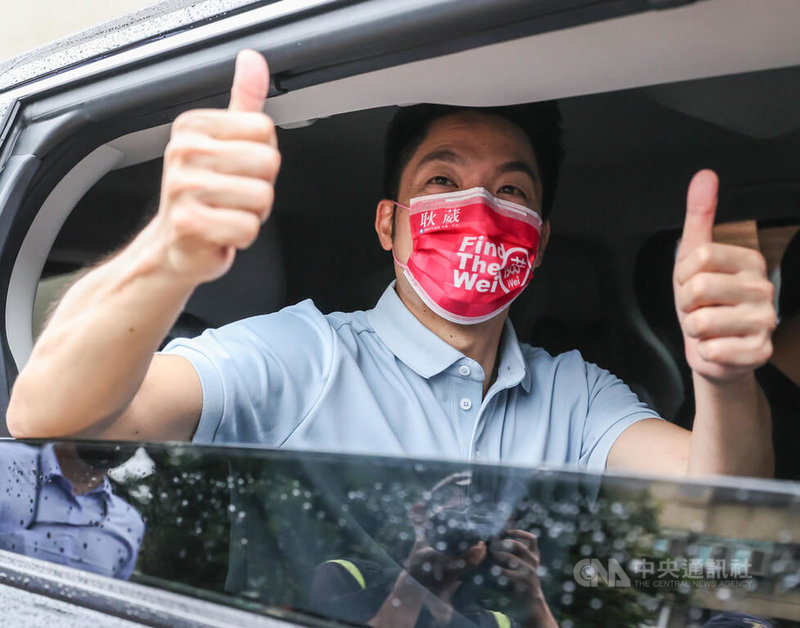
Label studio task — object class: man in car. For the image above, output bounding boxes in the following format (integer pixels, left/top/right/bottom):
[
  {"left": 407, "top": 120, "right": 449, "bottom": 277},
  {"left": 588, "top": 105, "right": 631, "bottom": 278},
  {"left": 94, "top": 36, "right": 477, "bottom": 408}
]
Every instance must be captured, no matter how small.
[{"left": 6, "top": 50, "right": 775, "bottom": 478}]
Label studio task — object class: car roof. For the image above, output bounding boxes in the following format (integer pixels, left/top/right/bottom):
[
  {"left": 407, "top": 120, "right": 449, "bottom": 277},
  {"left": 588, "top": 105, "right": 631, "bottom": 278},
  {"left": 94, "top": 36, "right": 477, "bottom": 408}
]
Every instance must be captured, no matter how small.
[{"left": 0, "top": 0, "right": 294, "bottom": 93}]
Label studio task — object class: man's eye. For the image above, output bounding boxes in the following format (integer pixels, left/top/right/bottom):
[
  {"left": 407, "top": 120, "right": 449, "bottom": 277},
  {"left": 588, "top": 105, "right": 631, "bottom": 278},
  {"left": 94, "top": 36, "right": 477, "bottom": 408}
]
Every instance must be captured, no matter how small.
[
  {"left": 497, "top": 185, "right": 526, "bottom": 198},
  {"left": 428, "top": 176, "right": 455, "bottom": 186}
]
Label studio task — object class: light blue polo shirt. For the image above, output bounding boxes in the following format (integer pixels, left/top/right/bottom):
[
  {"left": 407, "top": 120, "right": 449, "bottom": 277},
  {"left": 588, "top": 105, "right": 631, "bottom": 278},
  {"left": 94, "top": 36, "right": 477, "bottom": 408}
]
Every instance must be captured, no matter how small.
[{"left": 163, "top": 283, "right": 660, "bottom": 469}]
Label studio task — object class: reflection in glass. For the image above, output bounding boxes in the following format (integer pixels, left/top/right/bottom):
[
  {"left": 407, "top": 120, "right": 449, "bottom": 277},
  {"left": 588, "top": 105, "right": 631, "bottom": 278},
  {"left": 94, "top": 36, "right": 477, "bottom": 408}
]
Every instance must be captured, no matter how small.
[
  {"left": 1, "top": 442, "right": 797, "bottom": 626},
  {"left": 309, "top": 470, "right": 559, "bottom": 627},
  {"left": 0, "top": 441, "right": 144, "bottom": 579}
]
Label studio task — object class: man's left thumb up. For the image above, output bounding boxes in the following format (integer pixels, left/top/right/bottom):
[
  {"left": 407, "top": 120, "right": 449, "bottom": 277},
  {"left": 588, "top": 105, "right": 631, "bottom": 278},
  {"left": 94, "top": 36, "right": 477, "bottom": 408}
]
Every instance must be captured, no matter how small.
[{"left": 676, "top": 169, "right": 719, "bottom": 261}]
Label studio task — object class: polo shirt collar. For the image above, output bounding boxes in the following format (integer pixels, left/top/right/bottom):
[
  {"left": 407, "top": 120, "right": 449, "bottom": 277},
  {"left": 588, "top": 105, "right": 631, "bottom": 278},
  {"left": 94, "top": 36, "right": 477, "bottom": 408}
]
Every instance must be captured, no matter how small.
[
  {"left": 40, "top": 443, "right": 114, "bottom": 498},
  {"left": 39, "top": 443, "right": 62, "bottom": 480},
  {"left": 368, "top": 282, "right": 530, "bottom": 392},
  {"left": 495, "top": 317, "right": 532, "bottom": 393},
  {"left": 368, "top": 282, "right": 463, "bottom": 378}
]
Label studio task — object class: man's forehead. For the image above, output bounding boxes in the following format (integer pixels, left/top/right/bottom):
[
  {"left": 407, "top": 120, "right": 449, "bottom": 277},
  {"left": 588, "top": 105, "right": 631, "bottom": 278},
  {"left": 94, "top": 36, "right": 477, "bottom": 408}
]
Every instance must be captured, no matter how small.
[{"left": 415, "top": 111, "right": 538, "bottom": 168}]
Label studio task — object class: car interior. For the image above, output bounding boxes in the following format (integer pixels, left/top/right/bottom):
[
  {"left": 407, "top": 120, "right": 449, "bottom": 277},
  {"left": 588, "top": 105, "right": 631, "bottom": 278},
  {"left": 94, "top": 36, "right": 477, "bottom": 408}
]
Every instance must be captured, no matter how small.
[
  {"left": 4, "top": 6, "right": 799, "bottom": 478},
  {"left": 36, "top": 66, "right": 800, "bottom": 387},
  {"left": 2, "top": 3, "right": 800, "bottom": 625}
]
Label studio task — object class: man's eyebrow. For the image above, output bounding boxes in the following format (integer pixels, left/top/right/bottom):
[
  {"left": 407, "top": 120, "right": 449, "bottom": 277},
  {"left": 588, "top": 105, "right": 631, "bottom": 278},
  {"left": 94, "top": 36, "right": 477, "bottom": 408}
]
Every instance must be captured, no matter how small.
[
  {"left": 415, "top": 149, "right": 464, "bottom": 169},
  {"left": 499, "top": 160, "right": 539, "bottom": 184}
]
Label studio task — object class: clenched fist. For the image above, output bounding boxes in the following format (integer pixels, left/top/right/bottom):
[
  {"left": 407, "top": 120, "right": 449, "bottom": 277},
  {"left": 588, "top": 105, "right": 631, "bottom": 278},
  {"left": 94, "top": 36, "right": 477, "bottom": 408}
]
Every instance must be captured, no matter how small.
[
  {"left": 152, "top": 49, "right": 281, "bottom": 284},
  {"left": 673, "top": 170, "right": 777, "bottom": 382}
]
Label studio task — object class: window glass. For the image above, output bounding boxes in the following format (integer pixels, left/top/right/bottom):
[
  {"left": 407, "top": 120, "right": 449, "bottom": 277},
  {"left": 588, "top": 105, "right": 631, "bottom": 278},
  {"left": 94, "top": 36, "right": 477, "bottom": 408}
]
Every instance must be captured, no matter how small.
[{"left": 2, "top": 440, "right": 798, "bottom": 626}]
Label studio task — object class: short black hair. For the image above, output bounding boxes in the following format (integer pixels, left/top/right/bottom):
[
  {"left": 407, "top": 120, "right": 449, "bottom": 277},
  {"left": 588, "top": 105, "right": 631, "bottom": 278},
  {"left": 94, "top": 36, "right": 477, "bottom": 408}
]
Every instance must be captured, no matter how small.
[{"left": 383, "top": 102, "right": 564, "bottom": 220}]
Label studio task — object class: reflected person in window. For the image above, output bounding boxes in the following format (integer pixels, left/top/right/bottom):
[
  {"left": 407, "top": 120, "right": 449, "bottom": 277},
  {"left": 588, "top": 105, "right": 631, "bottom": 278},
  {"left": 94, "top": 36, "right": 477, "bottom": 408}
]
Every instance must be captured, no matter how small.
[
  {"left": 7, "top": 50, "right": 775, "bottom": 479},
  {"left": 0, "top": 441, "right": 144, "bottom": 579},
  {"left": 310, "top": 472, "right": 557, "bottom": 628}
]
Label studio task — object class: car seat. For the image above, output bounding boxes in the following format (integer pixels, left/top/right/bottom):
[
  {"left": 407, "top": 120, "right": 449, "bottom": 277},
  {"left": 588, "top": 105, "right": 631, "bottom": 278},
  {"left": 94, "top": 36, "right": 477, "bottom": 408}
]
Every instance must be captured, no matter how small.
[{"left": 511, "top": 234, "right": 685, "bottom": 419}]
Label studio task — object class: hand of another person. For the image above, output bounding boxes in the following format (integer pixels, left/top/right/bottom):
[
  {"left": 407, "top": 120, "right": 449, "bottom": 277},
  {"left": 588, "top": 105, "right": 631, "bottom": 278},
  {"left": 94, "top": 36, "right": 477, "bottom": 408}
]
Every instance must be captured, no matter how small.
[
  {"left": 673, "top": 170, "right": 776, "bottom": 382},
  {"left": 489, "top": 530, "right": 557, "bottom": 627},
  {"left": 489, "top": 529, "right": 543, "bottom": 598},
  {"left": 151, "top": 49, "right": 281, "bottom": 285},
  {"left": 404, "top": 538, "right": 486, "bottom": 599}
]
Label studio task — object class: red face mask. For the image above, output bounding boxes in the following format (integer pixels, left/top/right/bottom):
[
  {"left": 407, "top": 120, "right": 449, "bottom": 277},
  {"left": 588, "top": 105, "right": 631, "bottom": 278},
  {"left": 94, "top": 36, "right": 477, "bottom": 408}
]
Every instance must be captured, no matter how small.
[{"left": 394, "top": 187, "right": 543, "bottom": 324}]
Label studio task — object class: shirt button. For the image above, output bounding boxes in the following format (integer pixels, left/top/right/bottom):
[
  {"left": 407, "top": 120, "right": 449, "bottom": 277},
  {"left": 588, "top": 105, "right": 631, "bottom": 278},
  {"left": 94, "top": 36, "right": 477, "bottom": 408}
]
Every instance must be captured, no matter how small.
[
  {"left": 459, "top": 398, "right": 472, "bottom": 411},
  {"left": 458, "top": 365, "right": 471, "bottom": 377}
]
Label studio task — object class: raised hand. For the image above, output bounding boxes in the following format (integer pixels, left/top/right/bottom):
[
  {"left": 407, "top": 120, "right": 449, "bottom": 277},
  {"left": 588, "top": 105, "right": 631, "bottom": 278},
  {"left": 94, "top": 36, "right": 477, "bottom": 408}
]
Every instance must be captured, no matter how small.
[
  {"left": 673, "top": 170, "right": 776, "bottom": 382},
  {"left": 153, "top": 49, "right": 280, "bottom": 285}
]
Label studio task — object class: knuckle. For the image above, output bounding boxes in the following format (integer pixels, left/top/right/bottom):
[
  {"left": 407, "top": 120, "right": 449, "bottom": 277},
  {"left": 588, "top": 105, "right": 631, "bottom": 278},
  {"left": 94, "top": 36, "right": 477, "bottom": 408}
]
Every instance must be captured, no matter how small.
[
  {"left": 258, "top": 114, "right": 276, "bottom": 139},
  {"left": 170, "top": 208, "right": 197, "bottom": 239},
  {"left": 761, "top": 338, "right": 774, "bottom": 362},
  {"left": 763, "top": 308, "right": 778, "bottom": 332},
  {"left": 749, "top": 250, "right": 768, "bottom": 275},
  {"left": 164, "top": 135, "right": 210, "bottom": 167},
  {"left": 163, "top": 139, "right": 185, "bottom": 165},
  {"left": 251, "top": 180, "right": 272, "bottom": 210},
  {"left": 268, "top": 147, "right": 282, "bottom": 176},
  {"left": 691, "top": 310, "right": 712, "bottom": 336},
  {"left": 688, "top": 276, "right": 708, "bottom": 303},
  {"left": 172, "top": 111, "right": 199, "bottom": 134},
  {"left": 761, "top": 280, "right": 776, "bottom": 303},
  {"left": 165, "top": 172, "right": 200, "bottom": 200},
  {"left": 701, "top": 340, "right": 722, "bottom": 363},
  {"left": 696, "top": 243, "right": 714, "bottom": 266},
  {"left": 239, "top": 215, "right": 261, "bottom": 248},
  {"left": 164, "top": 138, "right": 190, "bottom": 165}
]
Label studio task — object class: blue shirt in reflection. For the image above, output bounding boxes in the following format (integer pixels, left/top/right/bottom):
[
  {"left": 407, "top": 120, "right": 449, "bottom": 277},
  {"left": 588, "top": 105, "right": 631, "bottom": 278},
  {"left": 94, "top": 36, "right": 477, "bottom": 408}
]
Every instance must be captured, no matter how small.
[
  {"left": 0, "top": 443, "right": 144, "bottom": 579},
  {"left": 164, "top": 283, "right": 661, "bottom": 469}
]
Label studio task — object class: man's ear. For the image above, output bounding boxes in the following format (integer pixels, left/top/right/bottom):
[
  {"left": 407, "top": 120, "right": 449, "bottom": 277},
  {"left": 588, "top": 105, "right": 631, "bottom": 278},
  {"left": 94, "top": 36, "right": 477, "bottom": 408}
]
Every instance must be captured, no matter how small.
[
  {"left": 375, "top": 199, "right": 396, "bottom": 251},
  {"left": 533, "top": 220, "right": 550, "bottom": 269}
]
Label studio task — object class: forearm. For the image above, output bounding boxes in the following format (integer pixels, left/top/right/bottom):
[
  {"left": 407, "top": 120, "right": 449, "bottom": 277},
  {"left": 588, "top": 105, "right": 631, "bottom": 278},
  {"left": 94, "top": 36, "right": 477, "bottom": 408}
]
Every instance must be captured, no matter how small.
[
  {"left": 524, "top": 594, "right": 558, "bottom": 628},
  {"left": 367, "top": 571, "right": 429, "bottom": 627},
  {"left": 7, "top": 223, "right": 196, "bottom": 438},
  {"left": 688, "top": 371, "right": 774, "bottom": 477}
]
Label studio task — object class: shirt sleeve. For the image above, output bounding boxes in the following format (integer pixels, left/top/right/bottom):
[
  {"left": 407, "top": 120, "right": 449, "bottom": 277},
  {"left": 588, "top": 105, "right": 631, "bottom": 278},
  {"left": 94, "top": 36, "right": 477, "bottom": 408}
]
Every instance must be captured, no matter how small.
[
  {"left": 159, "top": 300, "right": 334, "bottom": 445},
  {"left": 579, "top": 360, "right": 663, "bottom": 471}
]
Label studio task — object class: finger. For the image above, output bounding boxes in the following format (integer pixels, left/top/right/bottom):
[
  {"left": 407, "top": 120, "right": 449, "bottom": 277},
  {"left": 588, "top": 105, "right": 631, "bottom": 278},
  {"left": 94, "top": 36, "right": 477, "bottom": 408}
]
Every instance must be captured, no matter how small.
[
  {"left": 169, "top": 171, "right": 273, "bottom": 220},
  {"left": 498, "top": 567, "right": 538, "bottom": 594},
  {"left": 505, "top": 530, "right": 539, "bottom": 553},
  {"left": 498, "top": 566, "right": 533, "bottom": 584},
  {"left": 682, "top": 304, "right": 777, "bottom": 340},
  {"left": 172, "top": 111, "right": 276, "bottom": 144},
  {"left": 676, "top": 169, "right": 718, "bottom": 262},
  {"left": 491, "top": 546, "right": 538, "bottom": 571},
  {"left": 674, "top": 243, "right": 767, "bottom": 286},
  {"left": 491, "top": 550, "right": 532, "bottom": 570},
  {"left": 229, "top": 49, "right": 269, "bottom": 113},
  {"left": 676, "top": 273, "right": 775, "bottom": 313},
  {"left": 697, "top": 335, "right": 773, "bottom": 368},
  {"left": 172, "top": 205, "right": 262, "bottom": 249},
  {"left": 179, "top": 138, "right": 281, "bottom": 180}
]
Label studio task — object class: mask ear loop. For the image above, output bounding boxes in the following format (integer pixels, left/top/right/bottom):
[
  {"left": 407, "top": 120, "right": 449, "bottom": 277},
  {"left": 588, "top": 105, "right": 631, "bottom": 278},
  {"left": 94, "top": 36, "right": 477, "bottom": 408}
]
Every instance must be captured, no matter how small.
[{"left": 390, "top": 200, "right": 412, "bottom": 270}]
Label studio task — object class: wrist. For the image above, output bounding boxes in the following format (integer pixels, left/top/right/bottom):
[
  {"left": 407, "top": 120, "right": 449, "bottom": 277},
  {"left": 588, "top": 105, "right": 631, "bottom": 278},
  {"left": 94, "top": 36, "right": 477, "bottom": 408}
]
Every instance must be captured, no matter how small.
[
  {"left": 527, "top": 593, "right": 558, "bottom": 627},
  {"left": 692, "top": 369, "right": 759, "bottom": 403},
  {"left": 119, "top": 221, "right": 201, "bottom": 296}
]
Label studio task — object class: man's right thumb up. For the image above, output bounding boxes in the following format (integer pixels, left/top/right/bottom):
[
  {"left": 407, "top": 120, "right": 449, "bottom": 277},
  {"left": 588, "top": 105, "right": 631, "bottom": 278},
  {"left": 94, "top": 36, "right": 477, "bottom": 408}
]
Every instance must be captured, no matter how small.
[{"left": 228, "top": 49, "right": 269, "bottom": 113}]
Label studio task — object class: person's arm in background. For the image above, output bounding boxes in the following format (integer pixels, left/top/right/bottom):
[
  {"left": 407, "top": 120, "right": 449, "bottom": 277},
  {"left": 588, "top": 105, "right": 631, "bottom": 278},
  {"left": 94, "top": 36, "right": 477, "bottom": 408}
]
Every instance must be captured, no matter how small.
[
  {"left": 608, "top": 170, "right": 775, "bottom": 477},
  {"left": 6, "top": 50, "right": 280, "bottom": 442}
]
